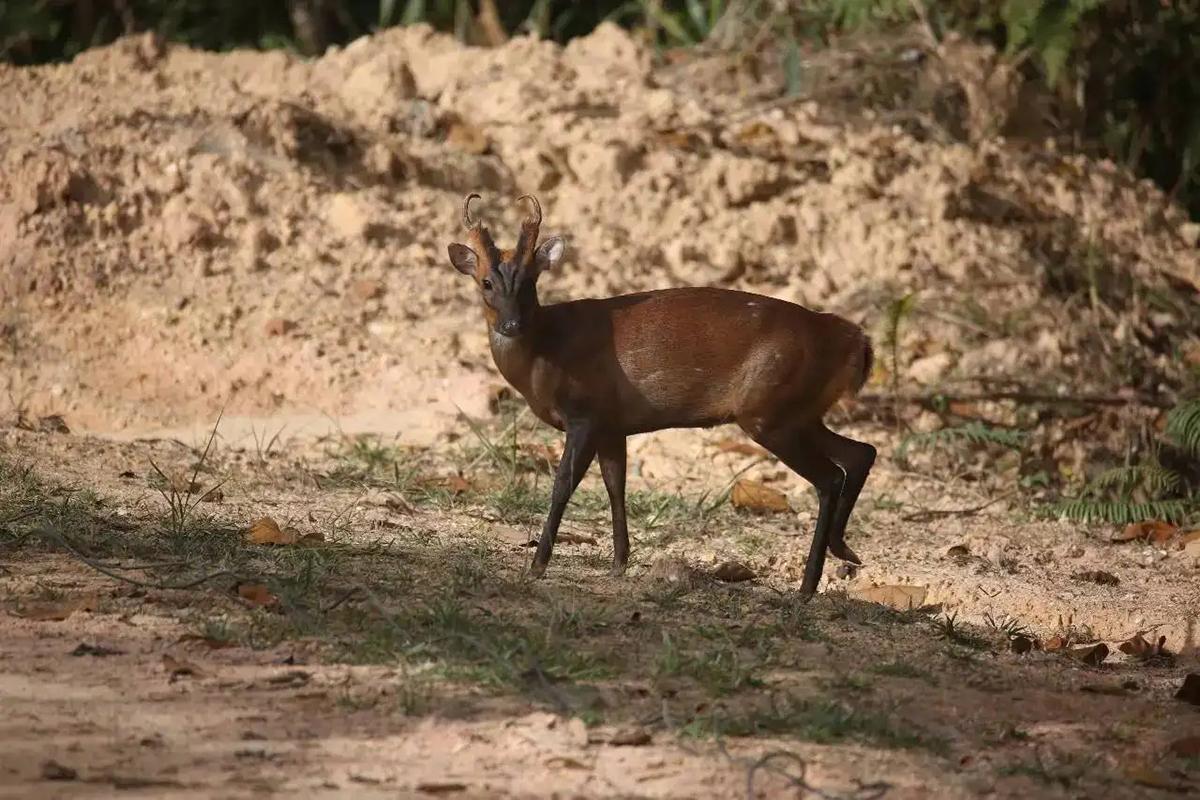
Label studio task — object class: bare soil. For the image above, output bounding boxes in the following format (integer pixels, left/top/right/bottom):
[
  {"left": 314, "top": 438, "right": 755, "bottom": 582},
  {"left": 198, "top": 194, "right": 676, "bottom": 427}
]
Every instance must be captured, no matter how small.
[{"left": 1, "top": 24, "right": 1199, "bottom": 799}]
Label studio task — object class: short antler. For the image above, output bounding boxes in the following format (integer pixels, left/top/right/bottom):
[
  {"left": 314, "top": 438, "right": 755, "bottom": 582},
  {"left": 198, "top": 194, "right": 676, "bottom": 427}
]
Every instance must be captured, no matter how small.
[
  {"left": 463, "top": 193, "right": 482, "bottom": 229},
  {"left": 517, "top": 194, "right": 541, "bottom": 227},
  {"left": 514, "top": 194, "right": 542, "bottom": 265}
]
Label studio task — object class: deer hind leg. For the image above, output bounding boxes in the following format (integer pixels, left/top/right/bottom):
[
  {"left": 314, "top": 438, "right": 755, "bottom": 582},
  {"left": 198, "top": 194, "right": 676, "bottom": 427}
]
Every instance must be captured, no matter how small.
[
  {"left": 596, "top": 433, "right": 629, "bottom": 577},
  {"left": 810, "top": 424, "right": 876, "bottom": 566},
  {"left": 744, "top": 423, "right": 845, "bottom": 599}
]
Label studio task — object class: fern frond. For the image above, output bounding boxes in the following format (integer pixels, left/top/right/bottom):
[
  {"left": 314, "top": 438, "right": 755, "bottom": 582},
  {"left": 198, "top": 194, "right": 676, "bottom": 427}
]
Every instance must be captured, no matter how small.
[
  {"left": 1165, "top": 398, "right": 1200, "bottom": 457},
  {"left": 1087, "top": 464, "right": 1183, "bottom": 498},
  {"left": 896, "top": 421, "right": 1026, "bottom": 461},
  {"left": 1042, "top": 498, "right": 1193, "bottom": 525}
]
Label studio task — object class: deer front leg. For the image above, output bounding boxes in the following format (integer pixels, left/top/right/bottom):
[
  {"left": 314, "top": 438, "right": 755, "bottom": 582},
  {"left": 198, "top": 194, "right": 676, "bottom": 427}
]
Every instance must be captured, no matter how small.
[{"left": 530, "top": 419, "right": 596, "bottom": 578}]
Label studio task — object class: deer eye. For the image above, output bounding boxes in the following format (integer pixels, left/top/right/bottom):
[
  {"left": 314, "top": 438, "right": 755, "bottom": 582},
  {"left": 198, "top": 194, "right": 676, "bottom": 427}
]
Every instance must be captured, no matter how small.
[{"left": 481, "top": 278, "right": 493, "bottom": 291}]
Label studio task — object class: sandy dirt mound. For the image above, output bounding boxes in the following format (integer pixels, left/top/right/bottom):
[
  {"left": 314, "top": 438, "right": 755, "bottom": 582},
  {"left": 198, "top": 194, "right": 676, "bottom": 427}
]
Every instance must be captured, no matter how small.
[{"left": 1, "top": 24, "right": 1196, "bottom": 441}]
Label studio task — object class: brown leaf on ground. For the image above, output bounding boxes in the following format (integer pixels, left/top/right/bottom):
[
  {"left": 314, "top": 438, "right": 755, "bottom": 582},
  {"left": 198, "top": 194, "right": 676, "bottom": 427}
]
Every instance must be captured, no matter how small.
[
  {"left": 1175, "top": 673, "right": 1200, "bottom": 705},
  {"left": 1044, "top": 634, "right": 1069, "bottom": 652},
  {"left": 730, "top": 479, "right": 789, "bottom": 513},
  {"left": 1113, "top": 520, "right": 1177, "bottom": 543},
  {"left": 609, "top": 727, "right": 652, "bottom": 746},
  {"left": 557, "top": 532, "right": 597, "bottom": 545},
  {"left": 162, "top": 653, "right": 203, "bottom": 679},
  {"left": 424, "top": 474, "right": 472, "bottom": 495},
  {"left": 236, "top": 583, "right": 279, "bottom": 607},
  {"left": 849, "top": 584, "right": 928, "bottom": 611},
  {"left": 246, "top": 516, "right": 299, "bottom": 545},
  {"left": 1118, "top": 633, "right": 1173, "bottom": 664},
  {"left": 1066, "top": 642, "right": 1108, "bottom": 667},
  {"left": 298, "top": 531, "right": 326, "bottom": 547},
  {"left": 1072, "top": 569, "right": 1120, "bottom": 586},
  {"left": 711, "top": 561, "right": 756, "bottom": 583},
  {"left": 1169, "top": 736, "right": 1200, "bottom": 758},
  {"left": 711, "top": 437, "right": 768, "bottom": 458}
]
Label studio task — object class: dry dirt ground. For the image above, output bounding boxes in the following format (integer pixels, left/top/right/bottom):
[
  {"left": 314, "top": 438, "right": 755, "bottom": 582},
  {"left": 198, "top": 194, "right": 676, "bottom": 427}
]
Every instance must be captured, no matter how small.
[{"left": 2, "top": 23, "right": 1199, "bottom": 800}]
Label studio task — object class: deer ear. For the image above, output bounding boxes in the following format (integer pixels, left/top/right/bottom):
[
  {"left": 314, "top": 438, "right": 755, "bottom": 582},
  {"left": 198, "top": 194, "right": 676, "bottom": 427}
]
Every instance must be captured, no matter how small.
[
  {"left": 534, "top": 236, "right": 565, "bottom": 273},
  {"left": 447, "top": 243, "right": 478, "bottom": 276}
]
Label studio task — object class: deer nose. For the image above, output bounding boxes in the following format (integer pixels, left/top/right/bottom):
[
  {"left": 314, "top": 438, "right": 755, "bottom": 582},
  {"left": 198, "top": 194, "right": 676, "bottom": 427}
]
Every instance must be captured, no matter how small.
[{"left": 498, "top": 319, "right": 521, "bottom": 337}]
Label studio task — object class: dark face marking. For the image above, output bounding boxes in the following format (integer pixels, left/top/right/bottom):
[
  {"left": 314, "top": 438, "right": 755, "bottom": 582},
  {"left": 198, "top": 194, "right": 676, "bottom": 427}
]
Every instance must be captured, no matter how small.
[{"left": 482, "top": 259, "right": 538, "bottom": 338}]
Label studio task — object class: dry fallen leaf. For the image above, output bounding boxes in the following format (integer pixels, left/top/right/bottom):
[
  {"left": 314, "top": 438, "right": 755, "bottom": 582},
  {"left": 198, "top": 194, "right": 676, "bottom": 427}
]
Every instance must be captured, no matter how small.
[
  {"left": 730, "top": 479, "right": 789, "bottom": 513},
  {"left": 1067, "top": 642, "right": 1109, "bottom": 667},
  {"left": 1118, "top": 633, "right": 1173, "bottom": 664},
  {"left": 1044, "top": 634, "right": 1070, "bottom": 652},
  {"left": 711, "top": 437, "right": 768, "bottom": 458},
  {"left": 711, "top": 561, "right": 756, "bottom": 583},
  {"left": 1175, "top": 673, "right": 1200, "bottom": 705},
  {"left": 849, "top": 584, "right": 928, "bottom": 611},
  {"left": 236, "top": 583, "right": 279, "bottom": 608},
  {"left": 424, "top": 474, "right": 472, "bottom": 495},
  {"left": 298, "top": 531, "right": 326, "bottom": 547},
  {"left": 246, "top": 517, "right": 299, "bottom": 545},
  {"left": 162, "top": 653, "right": 203, "bottom": 679},
  {"left": 1114, "top": 520, "right": 1177, "bottom": 543},
  {"left": 1072, "top": 569, "right": 1120, "bottom": 586}
]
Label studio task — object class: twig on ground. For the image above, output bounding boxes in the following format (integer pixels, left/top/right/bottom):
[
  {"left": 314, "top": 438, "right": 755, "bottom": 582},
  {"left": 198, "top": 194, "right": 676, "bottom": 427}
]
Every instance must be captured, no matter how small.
[
  {"left": 35, "top": 527, "right": 233, "bottom": 590},
  {"left": 858, "top": 390, "right": 1172, "bottom": 409},
  {"left": 901, "top": 488, "right": 1020, "bottom": 522}
]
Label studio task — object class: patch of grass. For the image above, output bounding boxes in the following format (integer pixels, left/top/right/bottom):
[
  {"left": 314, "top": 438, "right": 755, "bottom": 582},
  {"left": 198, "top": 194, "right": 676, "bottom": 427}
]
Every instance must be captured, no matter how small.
[
  {"left": 933, "top": 611, "right": 992, "bottom": 650},
  {"left": 687, "top": 695, "right": 947, "bottom": 753},
  {"left": 654, "top": 630, "right": 762, "bottom": 696}
]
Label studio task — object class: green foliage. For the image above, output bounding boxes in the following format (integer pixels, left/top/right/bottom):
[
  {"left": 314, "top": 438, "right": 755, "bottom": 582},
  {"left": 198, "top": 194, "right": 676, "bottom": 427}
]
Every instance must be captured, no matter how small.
[
  {"left": 1046, "top": 396, "right": 1199, "bottom": 525},
  {"left": 896, "top": 420, "right": 1026, "bottom": 463},
  {"left": 1166, "top": 398, "right": 1200, "bottom": 458},
  {"left": 1046, "top": 497, "right": 1191, "bottom": 525}
]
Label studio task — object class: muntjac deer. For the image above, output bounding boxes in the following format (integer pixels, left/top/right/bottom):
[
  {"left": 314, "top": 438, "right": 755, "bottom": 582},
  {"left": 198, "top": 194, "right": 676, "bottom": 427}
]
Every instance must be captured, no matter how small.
[{"left": 447, "top": 194, "right": 875, "bottom": 598}]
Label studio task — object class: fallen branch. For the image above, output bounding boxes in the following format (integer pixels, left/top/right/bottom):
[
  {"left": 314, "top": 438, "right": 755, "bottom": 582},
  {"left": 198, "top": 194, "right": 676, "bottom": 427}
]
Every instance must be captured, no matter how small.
[
  {"left": 35, "top": 527, "right": 233, "bottom": 591},
  {"left": 857, "top": 390, "right": 1173, "bottom": 409},
  {"left": 901, "top": 489, "right": 1019, "bottom": 523}
]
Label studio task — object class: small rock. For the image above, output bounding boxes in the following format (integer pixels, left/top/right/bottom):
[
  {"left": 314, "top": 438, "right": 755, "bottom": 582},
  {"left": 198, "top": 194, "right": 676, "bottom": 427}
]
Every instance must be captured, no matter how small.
[
  {"left": 349, "top": 279, "right": 385, "bottom": 303},
  {"left": 41, "top": 760, "right": 77, "bottom": 781},
  {"left": 907, "top": 352, "right": 953, "bottom": 385},
  {"left": 264, "top": 317, "right": 296, "bottom": 337},
  {"left": 609, "top": 727, "right": 652, "bottom": 746},
  {"left": 1180, "top": 221, "right": 1200, "bottom": 248},
  {"left": 326, "top": 194, "right": 372, "bottom": 241}
]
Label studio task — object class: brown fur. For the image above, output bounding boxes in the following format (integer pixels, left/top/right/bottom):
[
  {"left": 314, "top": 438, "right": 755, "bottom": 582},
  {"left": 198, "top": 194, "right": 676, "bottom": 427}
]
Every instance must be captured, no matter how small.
[{"left": 449, "top": 193, "right": 875, "bottom": 597}]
